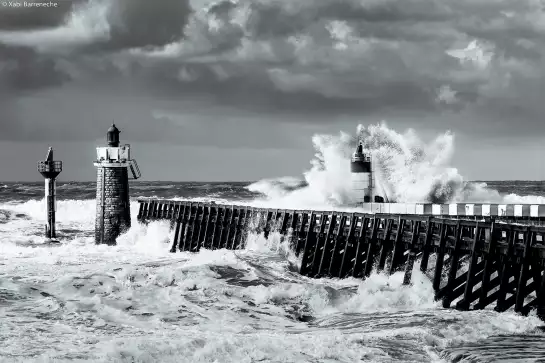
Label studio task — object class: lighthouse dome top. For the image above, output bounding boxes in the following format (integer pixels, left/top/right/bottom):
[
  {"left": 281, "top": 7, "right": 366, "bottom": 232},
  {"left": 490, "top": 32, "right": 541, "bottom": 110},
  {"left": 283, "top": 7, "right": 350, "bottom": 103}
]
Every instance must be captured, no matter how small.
[{"left": 107, "top": 123, "right": 120, "bottom": 147}]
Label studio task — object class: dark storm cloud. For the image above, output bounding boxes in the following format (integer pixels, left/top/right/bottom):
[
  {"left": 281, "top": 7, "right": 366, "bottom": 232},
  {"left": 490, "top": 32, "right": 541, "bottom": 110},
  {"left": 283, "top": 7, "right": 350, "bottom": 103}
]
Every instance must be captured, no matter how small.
[
  {"left": 0, "top": 0, "right": 81, "bottom": 30},
  {"left": 0, "top": 0, "right": 545, "bottom": 143},
  {"left": 0, "top": 97, "right": 19, "bottom": 139},
  {"left": 90, "top": 0, "right": 191, "bottom": 52},
  {"left": 0, "top": 83, "right": 305, "bottom": 151},
  {"left": 244, "top": 0, "right": 451, "bottom": 40},
  {"left": 132, "top": 60, "right": 437, "bottom": 115},
  {"left": 0, "top": 44, "right": 70, "bottom": 91},
  {"left": 122, "top": 113, "right": 303, "bottom": 149}
]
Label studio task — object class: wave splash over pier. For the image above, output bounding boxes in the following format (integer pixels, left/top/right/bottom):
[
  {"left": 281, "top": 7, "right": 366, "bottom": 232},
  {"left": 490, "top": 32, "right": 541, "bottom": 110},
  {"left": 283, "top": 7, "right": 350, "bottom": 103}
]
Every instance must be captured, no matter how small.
[
  {"left": 248, "top": 123, "right": 545, "bottom": 208},
  {"left": 1, "top": 124, "right": 545, "bottom": 362}
]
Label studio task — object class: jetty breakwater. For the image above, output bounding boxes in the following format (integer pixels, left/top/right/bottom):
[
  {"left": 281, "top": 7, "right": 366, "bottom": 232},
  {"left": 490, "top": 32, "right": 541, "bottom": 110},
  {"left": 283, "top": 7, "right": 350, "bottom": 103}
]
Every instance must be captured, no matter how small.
[
  {"left": 86, "top": 124, "right": 545, "bottom": 321},
  {"left": 137, "top": 198, "right": 545, "bottom": 319}
]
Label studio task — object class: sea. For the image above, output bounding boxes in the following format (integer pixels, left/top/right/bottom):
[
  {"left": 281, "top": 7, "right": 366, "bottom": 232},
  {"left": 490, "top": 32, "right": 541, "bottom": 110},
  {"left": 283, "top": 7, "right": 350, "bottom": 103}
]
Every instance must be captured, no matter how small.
[{"left": 1, "top": 180, "right": 545, "bottom": 363}]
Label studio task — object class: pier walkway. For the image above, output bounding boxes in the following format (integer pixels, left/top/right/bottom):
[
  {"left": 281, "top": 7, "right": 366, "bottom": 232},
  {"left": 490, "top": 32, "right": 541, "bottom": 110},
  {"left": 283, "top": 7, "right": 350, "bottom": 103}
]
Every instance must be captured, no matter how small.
[{"left": 137, "top": 198, "right": 545, "bottom": 319}]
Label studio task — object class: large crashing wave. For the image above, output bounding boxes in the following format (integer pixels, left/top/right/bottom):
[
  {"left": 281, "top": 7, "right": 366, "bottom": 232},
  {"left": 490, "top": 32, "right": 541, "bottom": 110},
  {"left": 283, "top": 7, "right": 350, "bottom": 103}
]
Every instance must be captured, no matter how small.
[{"left": 248, "top": 122, "right": 545, "bottom": 206}]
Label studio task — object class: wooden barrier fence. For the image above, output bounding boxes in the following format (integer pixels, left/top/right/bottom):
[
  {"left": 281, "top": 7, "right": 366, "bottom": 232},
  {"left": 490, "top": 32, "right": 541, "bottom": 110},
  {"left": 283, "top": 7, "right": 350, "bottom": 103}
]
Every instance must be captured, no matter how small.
[{"left": 137, "top": 198, "right": 545, "bottom": 318}]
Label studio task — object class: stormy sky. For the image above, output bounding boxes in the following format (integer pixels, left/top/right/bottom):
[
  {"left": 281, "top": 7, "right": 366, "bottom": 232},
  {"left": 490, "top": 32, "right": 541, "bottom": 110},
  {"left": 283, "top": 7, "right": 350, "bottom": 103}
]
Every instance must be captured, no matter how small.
[{"left": 1, "top": 0, "right": 544, "bottom": 181}]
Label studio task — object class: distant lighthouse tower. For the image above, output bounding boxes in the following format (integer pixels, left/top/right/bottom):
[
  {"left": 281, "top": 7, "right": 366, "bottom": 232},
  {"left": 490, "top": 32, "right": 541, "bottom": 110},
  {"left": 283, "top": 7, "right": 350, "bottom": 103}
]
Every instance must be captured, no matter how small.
[
  {"left": 351, "top": 142, "right": 373, "bottom": 204},
  {"left": 94, "top": 124, "right": 141, "bottom": 245},
  {"left": 37, "top": 147, "right": 62, "bottom": 242}
]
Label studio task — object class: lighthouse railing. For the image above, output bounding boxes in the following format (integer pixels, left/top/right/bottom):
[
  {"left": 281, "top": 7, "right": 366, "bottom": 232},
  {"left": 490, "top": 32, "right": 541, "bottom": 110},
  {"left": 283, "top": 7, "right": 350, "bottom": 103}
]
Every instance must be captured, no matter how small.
[
  {"left": 37, "top": 161, "right": 62, "bottom": 173},
  {"left": 129, "top": 160, "right": 141, "bottom": 179}
]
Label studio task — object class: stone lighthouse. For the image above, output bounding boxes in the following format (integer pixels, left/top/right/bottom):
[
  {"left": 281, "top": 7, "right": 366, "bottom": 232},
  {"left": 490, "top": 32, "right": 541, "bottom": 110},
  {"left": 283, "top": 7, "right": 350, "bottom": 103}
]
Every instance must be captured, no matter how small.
[{"left": 94, "top": 124, "right": 141, "bottom": 245}]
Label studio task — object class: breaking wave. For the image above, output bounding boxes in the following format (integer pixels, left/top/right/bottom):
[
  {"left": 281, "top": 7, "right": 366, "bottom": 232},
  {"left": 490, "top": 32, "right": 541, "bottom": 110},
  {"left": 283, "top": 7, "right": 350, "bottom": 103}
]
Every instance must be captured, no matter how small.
[{"left": 248, "top": 122, "right": 545, "bottom": 207}]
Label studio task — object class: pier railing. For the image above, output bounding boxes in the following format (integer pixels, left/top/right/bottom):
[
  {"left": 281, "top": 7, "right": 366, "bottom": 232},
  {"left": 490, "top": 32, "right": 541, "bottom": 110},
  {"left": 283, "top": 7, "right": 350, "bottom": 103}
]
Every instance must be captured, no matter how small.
[{"left": 137, "top": 198, "right": 545, "bottom": 318}]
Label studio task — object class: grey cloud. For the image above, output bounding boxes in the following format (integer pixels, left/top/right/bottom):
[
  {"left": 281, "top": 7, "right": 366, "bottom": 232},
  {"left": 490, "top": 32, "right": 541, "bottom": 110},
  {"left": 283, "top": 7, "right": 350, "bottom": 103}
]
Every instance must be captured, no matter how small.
[
  {"left": 91, "top": 0, "right": 191, "bottom": 52},
  {"left": 0, "top": 82, "right": 305, "bottom": 149},
  {"left": 1, "top": 0, "right": 545, "bottom": 143},
  {"left": 243, "top": 0, "right": 451, "bottom": 41},
  {"left": 0, "top": 1, "right": 82, "bottom": 30},
  {"left": 123, "top": 114, "right": 302, "bottom": 149},
  {"left": 207, "top": 0, "right": 237, "bottom": 17},
  {"left": 0, "top": 44, "right": 70, "bottom": 91},
  {"left": 128, "top": 59, "right": 438, "bottom": 116},
  {"left": 0, "top": 0, "right": 192, "bottom": 55}
]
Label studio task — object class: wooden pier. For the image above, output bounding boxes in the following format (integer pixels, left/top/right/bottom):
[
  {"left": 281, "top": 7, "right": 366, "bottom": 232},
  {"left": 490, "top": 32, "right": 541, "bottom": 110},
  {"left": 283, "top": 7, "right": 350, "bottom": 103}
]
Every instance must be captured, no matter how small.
[{"left": 137, "top": 198, "right": 545, "bottom": 319}]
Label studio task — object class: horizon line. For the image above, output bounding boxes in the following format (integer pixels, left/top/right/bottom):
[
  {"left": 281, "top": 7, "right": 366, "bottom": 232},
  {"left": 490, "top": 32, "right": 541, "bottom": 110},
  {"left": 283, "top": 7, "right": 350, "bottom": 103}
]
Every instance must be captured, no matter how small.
[{"left": 1, "top": 179, "right": 544, "bottom": 183}]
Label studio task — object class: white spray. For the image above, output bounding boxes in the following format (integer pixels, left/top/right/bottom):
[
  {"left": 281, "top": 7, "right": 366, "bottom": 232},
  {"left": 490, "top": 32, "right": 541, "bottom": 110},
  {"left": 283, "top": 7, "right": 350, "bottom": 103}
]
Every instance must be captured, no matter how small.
[{"left": 248, "top": 122, "right": 545, "bottom": 206}]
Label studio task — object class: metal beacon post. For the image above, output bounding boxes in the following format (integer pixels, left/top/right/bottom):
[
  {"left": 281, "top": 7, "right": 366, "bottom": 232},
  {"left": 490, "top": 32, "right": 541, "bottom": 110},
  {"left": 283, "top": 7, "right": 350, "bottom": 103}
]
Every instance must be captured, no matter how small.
[{"left": 37, "top": 147, "right": 62, "bottom": 243}]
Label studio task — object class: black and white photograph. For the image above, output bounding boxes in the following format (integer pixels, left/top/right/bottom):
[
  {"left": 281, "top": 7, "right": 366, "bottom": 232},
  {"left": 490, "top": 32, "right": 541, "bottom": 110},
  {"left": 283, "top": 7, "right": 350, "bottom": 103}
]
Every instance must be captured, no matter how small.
[{"left": 1, "top": 0, "right": 545, "bottom": 362}]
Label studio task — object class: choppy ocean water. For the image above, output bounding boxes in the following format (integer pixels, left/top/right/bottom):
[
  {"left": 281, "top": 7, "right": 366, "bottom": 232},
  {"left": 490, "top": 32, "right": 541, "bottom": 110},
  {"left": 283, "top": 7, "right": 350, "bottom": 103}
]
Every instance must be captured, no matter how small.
[{"left": 1, "top": 180, "right": 545, "bottom": 363}]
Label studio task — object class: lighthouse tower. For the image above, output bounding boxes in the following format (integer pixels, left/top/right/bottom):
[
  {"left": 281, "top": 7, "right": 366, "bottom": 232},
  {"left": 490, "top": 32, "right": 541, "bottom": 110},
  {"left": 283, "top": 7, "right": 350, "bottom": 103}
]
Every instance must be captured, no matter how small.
[
  {"left": 350, "top": 142, "right": 373, "bottom": 203},
  {"left": 37, "top": 147, "right": 62, "bottom": 241},
  {"left": 94, "top": 124, "right": 141, "bottom": 245}
]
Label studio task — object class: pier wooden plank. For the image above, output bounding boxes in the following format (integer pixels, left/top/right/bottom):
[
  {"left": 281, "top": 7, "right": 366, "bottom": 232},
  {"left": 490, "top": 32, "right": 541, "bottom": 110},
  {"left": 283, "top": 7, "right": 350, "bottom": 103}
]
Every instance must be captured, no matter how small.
[
  {"left": 294, "top": 212, "right": 309, "bottom": 256},
  {"left": 147, "top": 201, "right": 153, "bottom": 220},
  {"left": 495, "top": 225, "right": 516, "bottom": 312},
  {"left": 179, "top": 203, "right": 191, "bottom": 251},
  {"left": 288, "top": 212, "right": 299, "bottom": 253},
  {"left": 195, "top": 205, "right": 207, "bottom": 250},
  {"left": 351, "top": 216, "right": 371, "bottom": 278},
  {"left": 138, "top": 202, "right": 145, "bottom": 220},
  {"left": 328, "top": 214, "right": 349, "bottom": 277},
  {"left": 364, "top": 217, "right": 381, "bottom": 277},
  {"left": 433, "top": 222, "right": 448, "bottom": 294},
  {"left": 515, "top": 227, "right": 534, "bottom": 313},
  {"left": 475, "top": 221, "right": 499, "bottom": 310},
  {"left": 420, "top": 218, "right": 434, "bottom": 272},
  {"left": 231, "top": 208, "right": 244, "bottom": 250},
  {"left": 221, "top": 207, "right": 233, "bottom": 249},
  {"left": 299, "top": 213, "right": 318, "bottom": 276},
  {"left": 403, "top": 220, "right": 421, "bottom": 285},
  {"left": 442, "top": 221, "right": 463, "bottom": 307},
  {"left": 224, "top": 207, "right": 236, "bottom": 249},
  {"left": 170, "top": 204, "right": 184, "bottom": 253},
  {"left": 167, "top": 203, "right": 174, "bottom": 220},
  {"left": 201, "top": 205, "right": 214, "bottom": 249},
  {"left": 263, "top": 210, "right": 274, "bottom": 239},
  {"left": 338, "top": 214, "right": 359, "bottom": 278},
  {"left": 377, "top": 217, "right": 395, "bottom": 271},
  {"left": 536, "top": 265, "right": 545, "bottom": 320},
  {"left": 216, "top": 207, "right": 228, "bottom": 249},
  {"left": 187, "top": 204, "right": 200, "bottom": 252},
  {"left": 316, "top": 214, "right": 338, "bottom": 277},
  {"left": 309, "top": 213, "right": 332, "bottom": 278},
  {"left": 456, "top": 222, "right": 482, "bottom": 310},
  {"left": 239, "top": 207, "right": 253, "bottom": 250},
  {"left": 211, "top": 206, "right": 225, "bottom": 250},
  {"left": 389, "top": 218, "right": 407, "bottom": 275}
]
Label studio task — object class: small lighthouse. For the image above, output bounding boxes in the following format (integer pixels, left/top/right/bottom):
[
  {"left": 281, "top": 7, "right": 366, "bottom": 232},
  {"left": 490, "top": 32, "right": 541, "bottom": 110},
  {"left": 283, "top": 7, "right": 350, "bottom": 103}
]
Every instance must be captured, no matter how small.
[
  {"left": 350, "top": 142, "right": 373, "bottom": 204},
  {"left": 37, "top": 147, "right": 62, "bottom": 241},
  {"left": 94, "top": 124, "right": 141, "bottom": 245}
]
